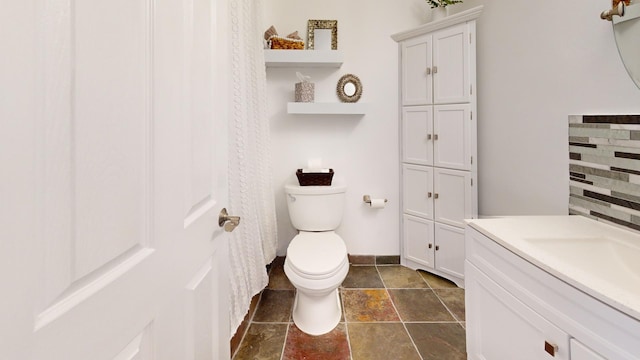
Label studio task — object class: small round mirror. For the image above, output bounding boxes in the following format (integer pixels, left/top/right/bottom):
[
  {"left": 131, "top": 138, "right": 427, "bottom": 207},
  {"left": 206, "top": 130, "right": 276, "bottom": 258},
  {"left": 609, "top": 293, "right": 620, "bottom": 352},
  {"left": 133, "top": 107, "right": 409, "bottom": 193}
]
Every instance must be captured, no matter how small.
[
  {"left": 344, "top": 82, "right": 357, "bottom": 97},
  {"left": 336, "top": 74, "right": 363, "bottom": 103}
]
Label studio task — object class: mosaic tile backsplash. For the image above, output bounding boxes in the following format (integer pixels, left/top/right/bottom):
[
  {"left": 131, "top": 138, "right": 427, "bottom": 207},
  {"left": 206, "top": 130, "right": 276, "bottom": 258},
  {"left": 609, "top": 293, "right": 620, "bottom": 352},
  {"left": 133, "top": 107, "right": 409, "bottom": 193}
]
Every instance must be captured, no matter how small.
[{"left": 569, "top": 115, "right": 640, "bottom": 233}]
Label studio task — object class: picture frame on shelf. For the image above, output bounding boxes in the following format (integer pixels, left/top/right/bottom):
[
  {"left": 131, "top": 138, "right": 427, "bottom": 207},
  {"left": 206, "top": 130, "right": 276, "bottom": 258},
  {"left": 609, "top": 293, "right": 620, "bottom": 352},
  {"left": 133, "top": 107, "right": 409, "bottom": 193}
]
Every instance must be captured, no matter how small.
[{"left": 307, "top": 20, "right": 338, "bottom": 50}]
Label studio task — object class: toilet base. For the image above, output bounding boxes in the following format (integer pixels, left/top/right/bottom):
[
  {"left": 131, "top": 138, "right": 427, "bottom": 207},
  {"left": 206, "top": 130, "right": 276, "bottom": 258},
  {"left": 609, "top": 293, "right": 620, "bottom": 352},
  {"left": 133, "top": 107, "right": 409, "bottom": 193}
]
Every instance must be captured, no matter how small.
[{"left": 291, "top": 288, "right": 341, "bottom": 336}]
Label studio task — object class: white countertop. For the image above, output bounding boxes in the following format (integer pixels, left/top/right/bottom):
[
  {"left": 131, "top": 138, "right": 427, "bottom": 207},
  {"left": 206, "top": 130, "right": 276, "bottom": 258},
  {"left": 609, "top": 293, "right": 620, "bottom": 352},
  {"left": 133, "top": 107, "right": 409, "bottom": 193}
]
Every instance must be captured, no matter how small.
[{"left": 467, "top": 215, "right": 640, "bottom": 321}]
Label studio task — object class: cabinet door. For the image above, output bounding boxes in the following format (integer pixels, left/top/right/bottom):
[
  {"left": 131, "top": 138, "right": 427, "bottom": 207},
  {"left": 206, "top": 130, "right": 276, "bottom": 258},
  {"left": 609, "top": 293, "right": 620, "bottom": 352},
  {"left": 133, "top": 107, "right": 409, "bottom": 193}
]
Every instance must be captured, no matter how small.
[
  {"left": 402, "top": 34, "right": 432, "bottom": 105},
  {"left": 402, "top": 106, "right": 433, "bottom": 165},
  {"left": 403, "top": 164, "right": 433, "bottom": 219},
  {"left": 433, "top": 23, "right": 470, "bottom": 104},
  {"left": 433, "top": 104, "right": 471, "bottom": 170},
  {"left": 570, "top": 340, "right": 606, "bottom": 360},
  {"left": 466, "top": 264, "right": 570, "bottom": 360},
  {"left": 403, "top": 214, "right": 435, "bottom": 269},
  {"left": 434, "top": 168, "right": 472, "bottom": 228},
  {"left": 434, "top": 223, "right": 465, "bottom": 279}
]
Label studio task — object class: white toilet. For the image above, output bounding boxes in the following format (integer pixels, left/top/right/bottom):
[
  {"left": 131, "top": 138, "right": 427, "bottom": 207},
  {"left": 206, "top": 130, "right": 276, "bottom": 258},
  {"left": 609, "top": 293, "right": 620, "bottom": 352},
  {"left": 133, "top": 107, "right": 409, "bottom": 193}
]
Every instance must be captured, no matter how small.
[{"left": 283, "top": 183, "right": 349, "bottom": 336}]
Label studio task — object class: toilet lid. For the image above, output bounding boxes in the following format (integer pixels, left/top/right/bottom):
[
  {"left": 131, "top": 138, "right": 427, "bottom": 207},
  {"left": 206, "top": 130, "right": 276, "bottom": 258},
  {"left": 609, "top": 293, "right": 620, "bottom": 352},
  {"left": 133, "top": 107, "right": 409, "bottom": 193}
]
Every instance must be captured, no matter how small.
[{"left": 287, "top": 232, "right": 347, "bottom": 277}]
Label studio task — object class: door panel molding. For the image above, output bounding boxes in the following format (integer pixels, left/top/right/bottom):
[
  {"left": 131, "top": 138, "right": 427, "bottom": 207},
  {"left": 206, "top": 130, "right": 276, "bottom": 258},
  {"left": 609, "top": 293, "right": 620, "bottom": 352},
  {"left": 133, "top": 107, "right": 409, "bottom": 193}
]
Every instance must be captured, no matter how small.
[{"left": 36, "top": 0, "right": 155, "bottom": 328}]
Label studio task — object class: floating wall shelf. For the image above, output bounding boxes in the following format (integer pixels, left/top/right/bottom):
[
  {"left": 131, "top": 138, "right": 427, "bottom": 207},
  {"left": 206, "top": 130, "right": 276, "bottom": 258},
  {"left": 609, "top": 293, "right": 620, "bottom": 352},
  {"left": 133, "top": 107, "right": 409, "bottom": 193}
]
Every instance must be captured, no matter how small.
[
  {"left": 287, "top": 102, "right": 366, "bottom": 115},
  {"left": 264, "top": 50, "right": 344, "bottom": 68}
]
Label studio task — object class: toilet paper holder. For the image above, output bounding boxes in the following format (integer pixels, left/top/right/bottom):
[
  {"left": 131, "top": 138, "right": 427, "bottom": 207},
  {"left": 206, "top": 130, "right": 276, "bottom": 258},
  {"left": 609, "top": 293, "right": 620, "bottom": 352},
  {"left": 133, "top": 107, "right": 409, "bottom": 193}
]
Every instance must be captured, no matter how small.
[{"left": 363, "top": 195, "right": 388, "bottom": 204}]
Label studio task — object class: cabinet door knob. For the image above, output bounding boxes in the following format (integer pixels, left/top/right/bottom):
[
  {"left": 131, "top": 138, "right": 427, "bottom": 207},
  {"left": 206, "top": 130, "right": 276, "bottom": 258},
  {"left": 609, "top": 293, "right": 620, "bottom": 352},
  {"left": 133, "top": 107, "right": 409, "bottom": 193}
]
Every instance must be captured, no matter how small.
[
  {"left": 426, "top": 67, "right": 431, "bottom": 75},
  {"left": 428, "top": 243, "right": 433, "bottom": 249},
  {"left": 427, "top": 134, "right": 432, "bottom": 140},
  {"left": 544, "top": 341, "right": 558, "bottom": 357},
  {"left": 434, "top": 193, "right": 439, "bottom": 199},
  {"left": 435, "top": 245, "right": 440, "bottom": 251},
  {"left": 434, "top": 134, "right": 439, "bottom": 140},
  {"left": 433, "top": 65, "right": 438, "bottom": 74},
  {"left": 427, "top": 192, "right": 432, "bottom": 198}
]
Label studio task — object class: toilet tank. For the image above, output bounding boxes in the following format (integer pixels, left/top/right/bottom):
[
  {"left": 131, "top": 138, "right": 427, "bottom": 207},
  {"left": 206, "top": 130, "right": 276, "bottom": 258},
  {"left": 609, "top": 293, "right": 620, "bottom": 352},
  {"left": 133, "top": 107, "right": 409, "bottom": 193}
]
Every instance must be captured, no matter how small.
[{"left": 284, "top": 183, "right": 347, "bottom": 231}]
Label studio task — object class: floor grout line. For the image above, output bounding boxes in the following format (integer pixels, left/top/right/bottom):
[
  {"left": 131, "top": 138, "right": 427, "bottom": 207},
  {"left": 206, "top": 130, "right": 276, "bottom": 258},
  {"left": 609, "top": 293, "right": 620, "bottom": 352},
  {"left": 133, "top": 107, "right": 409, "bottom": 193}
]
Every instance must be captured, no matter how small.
[
  {"left": 339, "top": 288, "right": 354, "bottom": 360},
  {"left": 400, "top": 318, "right": 425, "bottom": 360},
  {"left": 376, "top": 264, "right": 425, "bottom": 360},
  {"left": 235, "top": 262, "right": 466, "bottom": 360},
  {"left": 432, "top": 288, "right": 462, "bottom": 323},
  {"left": 231, "top": 290, "right": 265, "bottom": 360},
  {"left": 278, "top": 322, "right": 290, "bottom": 360}
]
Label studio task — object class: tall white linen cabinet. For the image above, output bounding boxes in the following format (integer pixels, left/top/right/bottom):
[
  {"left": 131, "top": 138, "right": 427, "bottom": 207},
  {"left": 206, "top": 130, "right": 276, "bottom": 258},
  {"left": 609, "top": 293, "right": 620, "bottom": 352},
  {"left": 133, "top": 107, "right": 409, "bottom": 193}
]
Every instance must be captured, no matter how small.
[{"left": 392, "top": 6, "right": 482, "bottom": 287}]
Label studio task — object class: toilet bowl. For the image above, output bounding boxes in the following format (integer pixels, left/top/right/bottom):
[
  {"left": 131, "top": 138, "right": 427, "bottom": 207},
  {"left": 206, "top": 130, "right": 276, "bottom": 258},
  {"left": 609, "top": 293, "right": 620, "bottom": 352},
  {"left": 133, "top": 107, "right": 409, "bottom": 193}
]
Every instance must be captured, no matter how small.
[
  {"left": 284, "top": 183, "right": 348, "bottom": 335},
  {"left": 284, "top": 231, "right": 349, "bottom": 335}
]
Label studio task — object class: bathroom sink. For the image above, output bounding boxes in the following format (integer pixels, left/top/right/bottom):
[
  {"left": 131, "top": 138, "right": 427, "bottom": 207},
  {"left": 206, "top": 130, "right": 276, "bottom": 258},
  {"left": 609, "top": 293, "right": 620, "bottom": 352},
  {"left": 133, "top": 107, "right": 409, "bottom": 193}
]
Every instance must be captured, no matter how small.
[
  {"left": 467, "top": 215, "right": 640, "bottom": 320},
  {"left": 523, "top": 236, "right": 640, "bottom": 289}
]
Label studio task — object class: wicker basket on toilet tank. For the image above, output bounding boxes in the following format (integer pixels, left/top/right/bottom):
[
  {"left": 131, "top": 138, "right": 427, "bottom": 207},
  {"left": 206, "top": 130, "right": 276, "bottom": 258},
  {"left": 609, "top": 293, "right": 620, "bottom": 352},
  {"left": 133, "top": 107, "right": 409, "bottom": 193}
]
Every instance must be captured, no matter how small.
[{"left": 296, "top": 169, "right": 334, "bottom": 186}]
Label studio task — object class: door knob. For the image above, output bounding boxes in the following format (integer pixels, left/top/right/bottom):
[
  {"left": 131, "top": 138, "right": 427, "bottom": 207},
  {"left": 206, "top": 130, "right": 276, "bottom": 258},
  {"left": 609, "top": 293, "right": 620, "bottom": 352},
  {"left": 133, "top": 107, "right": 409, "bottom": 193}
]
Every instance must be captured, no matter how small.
[{"left": 218, "top": 208, "right": 241, "bottom": 233}]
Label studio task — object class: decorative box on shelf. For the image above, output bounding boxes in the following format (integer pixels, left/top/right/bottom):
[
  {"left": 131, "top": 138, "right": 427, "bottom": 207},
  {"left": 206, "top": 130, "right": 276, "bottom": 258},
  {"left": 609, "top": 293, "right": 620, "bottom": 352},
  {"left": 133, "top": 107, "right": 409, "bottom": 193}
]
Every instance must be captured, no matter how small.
[{"left": 295, "top": 82, "right": 314, "bottom": 103}]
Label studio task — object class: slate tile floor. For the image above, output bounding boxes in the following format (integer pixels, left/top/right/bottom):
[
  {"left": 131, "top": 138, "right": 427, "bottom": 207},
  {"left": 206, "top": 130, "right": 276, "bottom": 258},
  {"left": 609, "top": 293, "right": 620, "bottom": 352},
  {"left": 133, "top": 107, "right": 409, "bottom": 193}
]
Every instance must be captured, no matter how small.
[{"left": 232, "top": 257, "right": 466, "bottom": 360}]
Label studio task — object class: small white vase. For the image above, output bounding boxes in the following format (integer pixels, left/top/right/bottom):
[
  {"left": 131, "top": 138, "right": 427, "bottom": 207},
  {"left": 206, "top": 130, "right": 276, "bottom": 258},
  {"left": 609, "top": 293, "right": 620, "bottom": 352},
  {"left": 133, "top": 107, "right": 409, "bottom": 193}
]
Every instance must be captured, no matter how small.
[{"left": 430, "top": 6, "right": 448, "bottom": 21}]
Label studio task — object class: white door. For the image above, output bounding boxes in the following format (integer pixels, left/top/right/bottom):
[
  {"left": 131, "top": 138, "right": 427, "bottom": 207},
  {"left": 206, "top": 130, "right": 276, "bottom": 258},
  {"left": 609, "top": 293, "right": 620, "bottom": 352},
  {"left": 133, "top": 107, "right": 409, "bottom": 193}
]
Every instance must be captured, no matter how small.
[
  {"left": 434, "top": 168, "right": 472, "bottom": 228},
  {"left": 1, "top": 0, "right": 232, "bottom": 359},
  {"left": 433, "top": 223, "right": 465, "bottom": 279},
  {"left": 433, "top": 104, "right": 471, "bottom": 171},
  {"left": 570, "top": 339, "right": 607, "bottom": 360},
  {"left": 466, "top": 264, "right": 570, "bottom": 360},
  {"left": 402, "top": 164, "right": 434, "bottom": 220},
  {"left": 401, "top": 34, "right": 433, "bottom": 106},
  {"left": 402, "top": 214, "right": 435, "bottom": 269},
  {"left": 402, "top": 106, "right": 433, "bottom": 166},
  {"left": 432, "top": 23, "right": 469, "bottom": 104}
]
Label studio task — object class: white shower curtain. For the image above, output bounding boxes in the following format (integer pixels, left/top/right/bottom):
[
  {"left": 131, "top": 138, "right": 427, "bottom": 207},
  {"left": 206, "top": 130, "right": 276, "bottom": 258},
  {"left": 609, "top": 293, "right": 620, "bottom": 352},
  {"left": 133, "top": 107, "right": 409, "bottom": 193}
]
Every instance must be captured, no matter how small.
[{"left": 227, "top": 0, "right": 278, "bottom": 337}]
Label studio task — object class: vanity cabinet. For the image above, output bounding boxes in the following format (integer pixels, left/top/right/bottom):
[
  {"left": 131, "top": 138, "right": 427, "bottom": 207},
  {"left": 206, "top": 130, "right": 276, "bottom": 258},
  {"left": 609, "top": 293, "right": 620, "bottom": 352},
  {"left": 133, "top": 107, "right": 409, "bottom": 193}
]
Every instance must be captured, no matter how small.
[
  {"left": 466, "top": 225, "right": 640, "bottom": 360},
  {"left": 393, "top": 7, "right": 482, "bottom": 287},
  {"left": 466, "top": 261, "right": 571, "bottom": 360},
  {"left": 571, "top": 340, "right": 607, "bottom": 360}
]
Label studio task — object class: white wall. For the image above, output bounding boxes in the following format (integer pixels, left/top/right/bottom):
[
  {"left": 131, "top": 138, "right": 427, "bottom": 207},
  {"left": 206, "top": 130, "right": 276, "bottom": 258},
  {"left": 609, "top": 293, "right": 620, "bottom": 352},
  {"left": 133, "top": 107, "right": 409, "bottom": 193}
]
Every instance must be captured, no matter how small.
[
  {"left": 453, "top": 0, "right": 640, "bottom": 216},
  {"left": 265, "top": 0, "right": 640, "bottom": 256}
]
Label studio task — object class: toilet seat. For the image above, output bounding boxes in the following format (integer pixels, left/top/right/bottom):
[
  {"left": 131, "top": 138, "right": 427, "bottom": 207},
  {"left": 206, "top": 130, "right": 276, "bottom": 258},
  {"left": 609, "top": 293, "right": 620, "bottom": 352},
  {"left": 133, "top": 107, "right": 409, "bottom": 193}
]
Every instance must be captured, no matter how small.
[{"left": 286, "top": 231, "right": 347, "bottom": 280}]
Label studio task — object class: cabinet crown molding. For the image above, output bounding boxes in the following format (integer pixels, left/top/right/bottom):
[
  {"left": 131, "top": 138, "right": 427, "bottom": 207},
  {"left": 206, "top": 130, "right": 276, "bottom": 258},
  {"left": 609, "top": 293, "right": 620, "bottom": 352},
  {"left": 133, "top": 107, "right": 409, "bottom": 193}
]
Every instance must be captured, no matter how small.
[{"left": 391, "top": 5, "right": 483, "bottom": 42}]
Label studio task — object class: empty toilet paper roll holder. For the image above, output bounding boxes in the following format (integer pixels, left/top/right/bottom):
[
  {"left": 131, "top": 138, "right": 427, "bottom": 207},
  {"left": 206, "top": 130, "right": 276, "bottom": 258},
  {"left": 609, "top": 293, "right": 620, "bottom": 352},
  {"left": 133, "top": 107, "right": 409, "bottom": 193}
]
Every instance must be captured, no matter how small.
[{"left": 363, "top": 195, "right": 388, "bottom": 204}]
